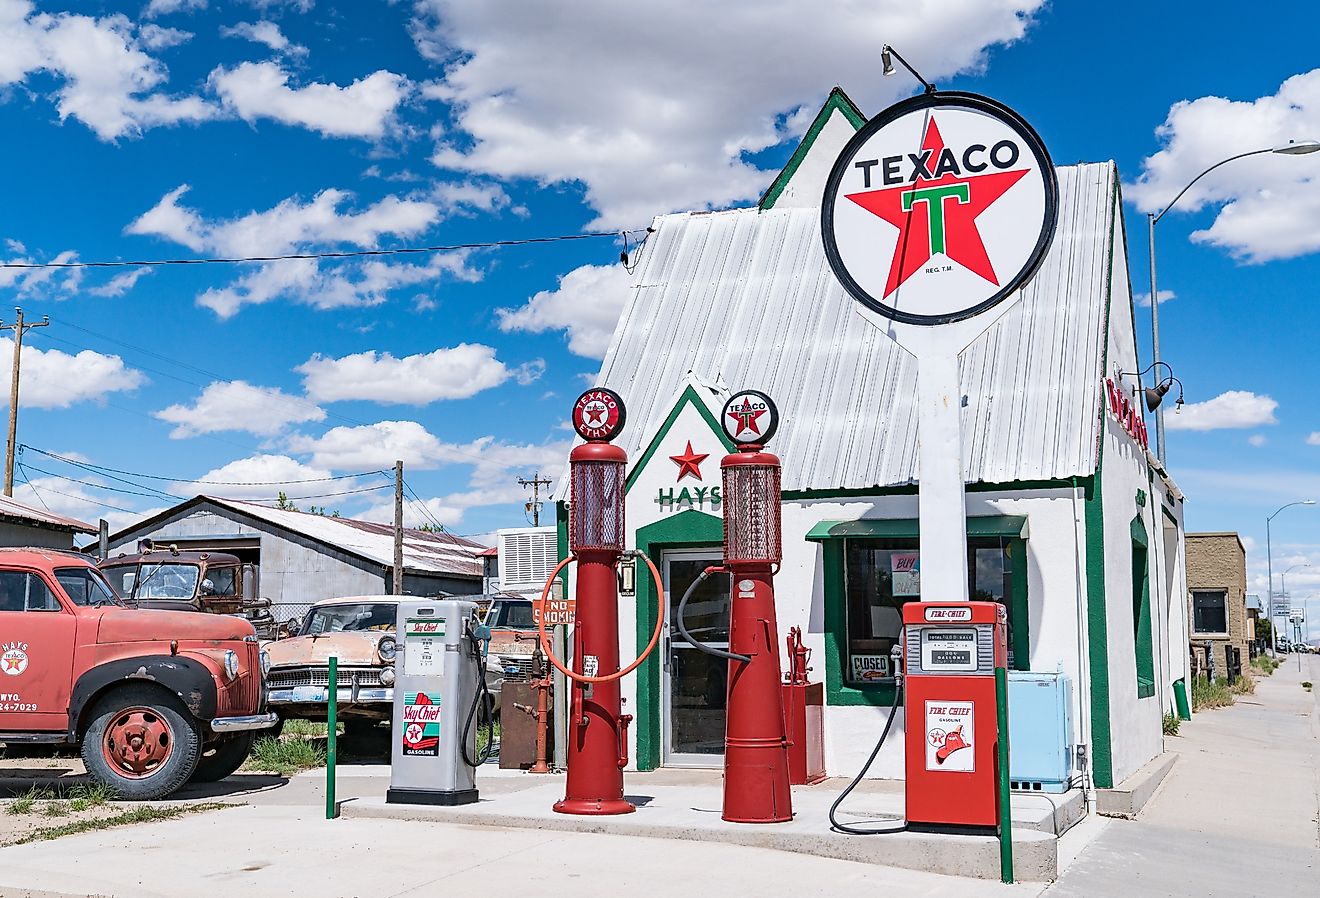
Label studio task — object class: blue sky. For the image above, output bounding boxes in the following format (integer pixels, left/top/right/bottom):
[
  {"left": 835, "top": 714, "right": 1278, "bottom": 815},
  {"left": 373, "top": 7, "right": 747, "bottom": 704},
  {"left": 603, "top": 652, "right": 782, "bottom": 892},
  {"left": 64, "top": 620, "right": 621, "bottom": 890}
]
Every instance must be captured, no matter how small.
[{"left": 1, "top": 1, "right": 1318, "bottom": 631}]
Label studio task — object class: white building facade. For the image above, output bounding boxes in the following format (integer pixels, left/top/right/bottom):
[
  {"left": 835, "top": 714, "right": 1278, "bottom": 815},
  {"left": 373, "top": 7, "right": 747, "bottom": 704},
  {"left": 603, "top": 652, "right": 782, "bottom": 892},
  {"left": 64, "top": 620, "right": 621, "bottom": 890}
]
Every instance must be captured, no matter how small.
[{"left": 555, "top": 89, "right": 1190, "bottom": 793}]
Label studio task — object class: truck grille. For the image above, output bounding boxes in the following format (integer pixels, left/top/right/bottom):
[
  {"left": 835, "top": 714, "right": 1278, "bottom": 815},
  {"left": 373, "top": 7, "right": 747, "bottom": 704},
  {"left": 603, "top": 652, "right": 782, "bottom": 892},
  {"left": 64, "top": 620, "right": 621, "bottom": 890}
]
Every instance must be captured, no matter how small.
[
  {"left": 497, "top": 655, "right": 533, "bottom": 682},
  {"left": 268, "top": 666, "right": 384, "bottom": 689},
  {"left": 242, "top": 641, "right": 263, "bottom": 710}
]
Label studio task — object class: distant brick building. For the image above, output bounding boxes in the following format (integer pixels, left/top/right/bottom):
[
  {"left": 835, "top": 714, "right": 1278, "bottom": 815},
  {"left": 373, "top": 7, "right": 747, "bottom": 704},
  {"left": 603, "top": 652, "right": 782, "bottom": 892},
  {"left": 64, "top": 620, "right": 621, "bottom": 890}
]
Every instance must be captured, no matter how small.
[{"left": 1185, "top": 533, "right": 1248, "bottom": 677}]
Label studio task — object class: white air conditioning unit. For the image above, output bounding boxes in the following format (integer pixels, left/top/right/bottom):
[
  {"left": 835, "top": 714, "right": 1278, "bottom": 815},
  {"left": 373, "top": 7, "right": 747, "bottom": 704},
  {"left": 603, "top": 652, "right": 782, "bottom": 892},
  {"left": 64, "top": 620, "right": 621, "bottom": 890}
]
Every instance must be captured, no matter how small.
[{"left": 497, "top": 527, "right": 558, "bottom": 596}]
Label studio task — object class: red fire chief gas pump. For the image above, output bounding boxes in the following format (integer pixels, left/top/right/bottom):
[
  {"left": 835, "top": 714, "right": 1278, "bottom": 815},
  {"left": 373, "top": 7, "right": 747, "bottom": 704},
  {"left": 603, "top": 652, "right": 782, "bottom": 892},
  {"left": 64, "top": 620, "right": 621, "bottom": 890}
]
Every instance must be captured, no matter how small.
[
  {"left": 537, "top": 388, "right": 666, "bottom": 815},
  {"left": 677, "top": 390, "right": 792, "bottom": 824},
  {"left": 902, "top": 601, "right": 1008, "bottom": 833}
]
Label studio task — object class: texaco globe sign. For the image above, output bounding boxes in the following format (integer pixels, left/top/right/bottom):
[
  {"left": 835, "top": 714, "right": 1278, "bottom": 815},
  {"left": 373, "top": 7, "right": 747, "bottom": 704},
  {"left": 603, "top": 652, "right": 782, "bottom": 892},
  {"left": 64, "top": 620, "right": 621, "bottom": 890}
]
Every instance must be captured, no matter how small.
[
  {"left": 573, "top": 387, "right": 626, "bottom": 442},
  {"left": 722, "top": 390, "right": 779, "bottom": 446},
  {"left": 822, "top": 92, "right": 1058, "bottom": 325}
]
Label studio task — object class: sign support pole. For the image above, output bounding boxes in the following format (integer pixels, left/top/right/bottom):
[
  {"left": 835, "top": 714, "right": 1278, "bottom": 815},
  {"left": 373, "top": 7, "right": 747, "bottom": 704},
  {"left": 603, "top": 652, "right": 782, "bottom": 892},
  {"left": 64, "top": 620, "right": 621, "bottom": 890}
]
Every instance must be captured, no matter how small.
[{"left": 916, "top": 350, "right": 970, "bottom": 601}]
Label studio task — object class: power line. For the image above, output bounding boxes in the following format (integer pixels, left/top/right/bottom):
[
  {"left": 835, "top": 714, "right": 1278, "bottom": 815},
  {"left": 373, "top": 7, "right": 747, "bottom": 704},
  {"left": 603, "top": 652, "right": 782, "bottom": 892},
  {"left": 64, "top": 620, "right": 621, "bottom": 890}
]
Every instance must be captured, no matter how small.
[
  {"left": 20, "top": 445, "right": 383, "bottom": 485},
  {"left": 21, "top": 478, "right": 137, "bottom": 515},
  {"left": 0, "top": 231, "right": 644, "bottom": 271},
  {"left": 18, "top": 461, "right": 391, "bottom": 504}
]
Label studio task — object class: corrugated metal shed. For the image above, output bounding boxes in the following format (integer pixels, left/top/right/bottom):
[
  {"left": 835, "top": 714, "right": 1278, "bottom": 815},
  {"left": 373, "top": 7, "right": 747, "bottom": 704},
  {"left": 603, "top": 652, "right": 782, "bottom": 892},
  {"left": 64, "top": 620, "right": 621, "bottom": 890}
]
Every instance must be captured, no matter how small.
[
  {"left": 588, "top": 162, "right": 1114, "bottom": 493},
  {"left": 0, "top": 494, "right": 96, "bottom": 534}
]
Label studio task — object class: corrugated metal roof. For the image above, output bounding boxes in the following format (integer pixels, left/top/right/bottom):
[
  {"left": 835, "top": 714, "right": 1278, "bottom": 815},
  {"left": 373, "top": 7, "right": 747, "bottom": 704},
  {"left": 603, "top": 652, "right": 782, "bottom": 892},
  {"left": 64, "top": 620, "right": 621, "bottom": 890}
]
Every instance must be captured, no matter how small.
[
  {"left": 590, "top": 163, "right": 1115, "bottom": 493},
  {"left": 205, "top": 498, "right": 485, "bottom": 577},
  {"left": 0, "top": 494, "right": 96, "bottom": 534}
]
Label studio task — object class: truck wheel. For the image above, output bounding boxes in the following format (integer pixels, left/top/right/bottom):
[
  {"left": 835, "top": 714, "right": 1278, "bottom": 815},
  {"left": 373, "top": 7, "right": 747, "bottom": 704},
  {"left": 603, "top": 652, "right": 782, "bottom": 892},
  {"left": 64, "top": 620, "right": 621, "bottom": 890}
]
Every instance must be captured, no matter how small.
[
  {"left": 190, "top": 733, "right": 256, "bottom": 783},
  {"left": 81, "top": 686, "right": 202, "bottom": 800}
]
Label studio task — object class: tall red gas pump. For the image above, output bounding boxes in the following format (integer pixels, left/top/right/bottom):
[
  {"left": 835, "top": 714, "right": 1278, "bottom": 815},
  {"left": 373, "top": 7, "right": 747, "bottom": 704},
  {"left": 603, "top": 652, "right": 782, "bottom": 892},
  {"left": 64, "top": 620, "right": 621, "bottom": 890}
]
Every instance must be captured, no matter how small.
[
  {"left": 902, "top": 601, "right": 1008, "bottom": 833},
  {"left": 677, "top": 390, "right": 792, "bottom": 824},
  {"left": 537, "top": 388, "right": 665, "bottom": 815}
]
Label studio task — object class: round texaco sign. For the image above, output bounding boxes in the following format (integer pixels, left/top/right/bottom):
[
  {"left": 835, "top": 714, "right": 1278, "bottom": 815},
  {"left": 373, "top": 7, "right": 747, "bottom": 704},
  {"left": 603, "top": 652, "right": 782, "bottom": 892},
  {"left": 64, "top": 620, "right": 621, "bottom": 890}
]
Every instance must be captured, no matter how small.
[
  {"left": 722, "top": 390, "right": 779, "bottom": 446},
  {"left": 822, "top": 91, "right": 1058, "bottom": 326},
  {"left": 573, "top": 388, "right": 626, "bottom": 442}
]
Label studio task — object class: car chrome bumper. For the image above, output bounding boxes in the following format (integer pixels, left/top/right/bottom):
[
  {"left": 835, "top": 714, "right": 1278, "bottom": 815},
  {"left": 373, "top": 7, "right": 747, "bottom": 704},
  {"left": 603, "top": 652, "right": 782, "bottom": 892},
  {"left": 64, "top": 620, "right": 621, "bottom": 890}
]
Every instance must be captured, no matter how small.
[
  {"left": 210, "top": 712, "right": 280, "bottom": 733},
  {"left": 267, "top": 687, "right": 394, "bottom": 705}
]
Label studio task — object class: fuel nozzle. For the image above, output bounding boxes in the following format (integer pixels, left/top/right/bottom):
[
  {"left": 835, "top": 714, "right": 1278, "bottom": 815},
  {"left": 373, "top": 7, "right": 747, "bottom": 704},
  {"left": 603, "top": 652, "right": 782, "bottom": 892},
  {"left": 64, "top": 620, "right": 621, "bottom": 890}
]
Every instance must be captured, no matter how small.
[{"left": 891, "top": 637, "right": 905, "bottom": 690}]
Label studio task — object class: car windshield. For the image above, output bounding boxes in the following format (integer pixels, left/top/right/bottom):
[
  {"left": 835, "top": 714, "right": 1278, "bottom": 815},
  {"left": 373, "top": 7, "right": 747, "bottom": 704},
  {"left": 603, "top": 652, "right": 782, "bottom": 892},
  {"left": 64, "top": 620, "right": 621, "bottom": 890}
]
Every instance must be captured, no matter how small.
[
  {"left": 135, "top": 563, "right": 200, "bottom": 599},
  {"left": 303, "top": 603, "right": 396, "bottom": 635},
  {"left": 489, "top": 600, "right": 536, "bottom": 630},
  {"left": 54, "top": 567, "right": 119, "bottom": 607}
]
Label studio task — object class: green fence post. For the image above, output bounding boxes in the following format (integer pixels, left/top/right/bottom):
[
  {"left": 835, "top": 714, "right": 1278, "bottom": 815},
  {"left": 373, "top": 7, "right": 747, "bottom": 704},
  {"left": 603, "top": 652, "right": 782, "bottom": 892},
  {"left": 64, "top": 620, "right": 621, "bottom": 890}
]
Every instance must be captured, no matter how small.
[
  {"left": 995, "top": 666, "right": 1013, "bottom": 884},
  {"left": 326, "top": 654, "right": 338, "bottom": 820}
]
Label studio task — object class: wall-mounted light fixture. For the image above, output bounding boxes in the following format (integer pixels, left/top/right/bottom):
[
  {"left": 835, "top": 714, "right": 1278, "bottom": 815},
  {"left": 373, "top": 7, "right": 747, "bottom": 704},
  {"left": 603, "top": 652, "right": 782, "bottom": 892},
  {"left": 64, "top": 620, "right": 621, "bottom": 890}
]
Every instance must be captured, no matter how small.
[{"left": 1122, "top": 361, "right": 1184, "bottom": 413}]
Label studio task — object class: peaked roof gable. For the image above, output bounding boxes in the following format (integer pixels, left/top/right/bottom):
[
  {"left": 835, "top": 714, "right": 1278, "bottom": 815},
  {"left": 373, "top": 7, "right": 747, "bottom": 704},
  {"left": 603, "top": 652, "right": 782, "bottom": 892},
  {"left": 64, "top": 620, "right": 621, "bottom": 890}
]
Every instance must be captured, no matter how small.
[
  {"left": 759, "top": 86, "right": 866, "bottom": 211},
  {"left": 624, "top": 381, "right": 735, "bottom": 494}
]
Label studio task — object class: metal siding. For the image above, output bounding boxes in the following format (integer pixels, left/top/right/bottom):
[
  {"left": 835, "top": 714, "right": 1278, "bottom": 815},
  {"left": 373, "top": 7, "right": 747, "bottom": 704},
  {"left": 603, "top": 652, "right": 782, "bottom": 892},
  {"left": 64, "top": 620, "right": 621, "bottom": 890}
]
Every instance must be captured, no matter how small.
[{"left": 592, "top": 163, "right": 1113, "bottom": 492}]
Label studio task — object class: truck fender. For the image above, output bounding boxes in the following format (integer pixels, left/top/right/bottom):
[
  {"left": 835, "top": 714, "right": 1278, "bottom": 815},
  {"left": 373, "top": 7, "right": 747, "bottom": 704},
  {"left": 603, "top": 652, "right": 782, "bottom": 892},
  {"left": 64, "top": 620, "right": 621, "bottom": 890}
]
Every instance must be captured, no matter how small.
[{"left": 68, "top": 656, "right": 219, "bottom": 738}]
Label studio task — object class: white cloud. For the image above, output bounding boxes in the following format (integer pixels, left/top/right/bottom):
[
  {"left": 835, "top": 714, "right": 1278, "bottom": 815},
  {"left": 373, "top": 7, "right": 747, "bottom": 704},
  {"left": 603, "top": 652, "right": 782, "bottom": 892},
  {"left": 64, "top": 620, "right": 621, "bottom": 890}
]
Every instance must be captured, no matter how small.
[
  {"left": 287, "top": 420, "right": 449, "bottom": 471},
  {"left": 413, "top": 0, "right": 1045, "bottom": 228},
  {"left": 143, "top": 0, "right": 206, "bottom": 17},
  {"left": 432, "top": 180, "right": 522, "bottom": 217},
  {"left": 1308, "top": 432, "right": 1320, "bottom": 446},
  {"left": 497, "top": 263, "right": 631, "bottom": 359},
  {"left": 209, "top": 61, "right": 409, "bottom": 139},
  {"left": 298, "top": 344, "right": 514, "bottom": 405},
  {"left": 1249, "top": 434, "right": 1268, "bottom": 447},
  {"left": 220, "top": 20, "right": 307, "bottom": 57},
  {"left": 125, "top": 185, "right": 475, "bottom": 317},
  {"left": 1134, "top": 289, "right": 1175, "bottom": 308},
  {"left": 0, "top": 4, "right": 216, "bottom": 141},
  {"left": 0, "top": 247, "right": 82, "bottom": 297},
  {"left": 87, "top": 266, "right": 153, "bottom": 297},
  {"left": 195, "top": 453, "right": 338, "bottom": 502},
  {"left": 1127, "top": 70, "right": 1320, "bottom": 263},
  {"left": 16, "top": 473, "right": 163, "bottom": 533},
  {"left": 0, "top": 337, "right": 145, "bottom": 409},
  {"left": 155, "top": 380, "right": 325, "bottom": 439},
  {"left": 1165, "top": 390, "right": 1278, "bottom": 432},
  {"left": 137, "top": 24, "right": 192, "bottom": 50}
]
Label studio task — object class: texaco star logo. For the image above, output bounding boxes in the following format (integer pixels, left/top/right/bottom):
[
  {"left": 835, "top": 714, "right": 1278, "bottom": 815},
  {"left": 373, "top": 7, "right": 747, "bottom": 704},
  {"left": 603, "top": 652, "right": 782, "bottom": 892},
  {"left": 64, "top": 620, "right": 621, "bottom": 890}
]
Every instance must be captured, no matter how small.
[
  {"left": 669, "top": 440, "right": 709, "bottom": 481},
  {"left": 1, "top": 644, "right": 29, "bottom": 676},
  {"left": 572, "top": 387, "right": 626, "bottom": 442},
  {"left": 721, "top": 390, "right": 779, "bottom": 446}
]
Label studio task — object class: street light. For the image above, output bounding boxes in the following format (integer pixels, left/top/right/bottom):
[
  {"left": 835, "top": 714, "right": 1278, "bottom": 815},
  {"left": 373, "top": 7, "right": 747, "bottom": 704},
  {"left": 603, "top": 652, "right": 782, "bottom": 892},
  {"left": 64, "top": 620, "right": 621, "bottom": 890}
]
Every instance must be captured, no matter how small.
[
  {"left": 1146, "top": 140, "right": 1320, "bottom": 463},
  {"left": 1267, "top": 500, "right": 1317, "bottom": 653}
]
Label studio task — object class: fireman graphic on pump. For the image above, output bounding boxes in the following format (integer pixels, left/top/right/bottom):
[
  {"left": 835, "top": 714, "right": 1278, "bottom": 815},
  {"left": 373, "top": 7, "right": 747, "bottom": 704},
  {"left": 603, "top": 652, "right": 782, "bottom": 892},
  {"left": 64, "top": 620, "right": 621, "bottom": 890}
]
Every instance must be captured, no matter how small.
[{"left": 924, "top": 701, "right": 975, "bottom": 772}]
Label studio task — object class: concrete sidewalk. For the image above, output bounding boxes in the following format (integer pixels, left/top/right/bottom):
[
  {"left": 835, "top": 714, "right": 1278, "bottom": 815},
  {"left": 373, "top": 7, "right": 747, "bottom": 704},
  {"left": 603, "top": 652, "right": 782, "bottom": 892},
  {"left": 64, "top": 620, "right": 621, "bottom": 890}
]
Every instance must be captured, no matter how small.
[{"left": 1046, "top": 653, "right": 1320, "bottom": 897}]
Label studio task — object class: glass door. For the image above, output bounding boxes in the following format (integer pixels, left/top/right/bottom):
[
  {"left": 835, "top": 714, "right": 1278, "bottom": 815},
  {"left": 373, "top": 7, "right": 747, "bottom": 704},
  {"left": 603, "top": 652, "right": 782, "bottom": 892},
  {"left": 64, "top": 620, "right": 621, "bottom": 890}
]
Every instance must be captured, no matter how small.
[{"left": 662, "top": 550, "right": 729, "bottom": 766}]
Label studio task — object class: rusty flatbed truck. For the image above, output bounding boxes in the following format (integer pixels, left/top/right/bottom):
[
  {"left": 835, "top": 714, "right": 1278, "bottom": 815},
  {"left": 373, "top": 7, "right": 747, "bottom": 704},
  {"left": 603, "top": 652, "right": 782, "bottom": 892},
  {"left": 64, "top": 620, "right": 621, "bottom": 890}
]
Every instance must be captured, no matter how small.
[
  {"left": 99, "top": 546, "right": 275, "bottom": 639},
  {"left": 0, "top": 548, "right": 276, "bottom": 799}
]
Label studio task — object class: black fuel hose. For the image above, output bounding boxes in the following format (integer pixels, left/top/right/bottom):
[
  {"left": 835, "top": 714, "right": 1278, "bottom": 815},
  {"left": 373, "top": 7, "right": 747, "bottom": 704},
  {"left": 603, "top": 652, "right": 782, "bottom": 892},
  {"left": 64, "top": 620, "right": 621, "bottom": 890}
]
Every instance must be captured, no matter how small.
[
  {"left": 828, "top": 681, "right": 907, "bottom": 835},
  {"left": 460, "top": 621, "right": 496, "bottom": 768},
  {"left": 675, "top": 570, "right": 751, "bottom": 664}
]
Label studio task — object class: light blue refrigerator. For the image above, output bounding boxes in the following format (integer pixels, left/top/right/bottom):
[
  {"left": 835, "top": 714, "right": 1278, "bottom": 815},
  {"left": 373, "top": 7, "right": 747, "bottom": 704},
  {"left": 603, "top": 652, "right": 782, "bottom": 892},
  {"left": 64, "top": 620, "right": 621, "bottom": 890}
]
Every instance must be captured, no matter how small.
[{"left": 1007, "top": 671, "right": 1074, "bottom": 793}]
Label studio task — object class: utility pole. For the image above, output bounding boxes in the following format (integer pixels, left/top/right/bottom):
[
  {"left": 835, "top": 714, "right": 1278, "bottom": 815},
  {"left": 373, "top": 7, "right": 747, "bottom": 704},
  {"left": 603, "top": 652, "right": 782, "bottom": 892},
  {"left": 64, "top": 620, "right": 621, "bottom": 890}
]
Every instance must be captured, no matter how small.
[
  {"left": 518, "top": 471, "right": 553, "bottom": 526},
  {"left": 393, "top": 460, "right": 404, "bottom": 595},
  {"left": 1, "top": 308, "right": 49, "bottom": 497}
]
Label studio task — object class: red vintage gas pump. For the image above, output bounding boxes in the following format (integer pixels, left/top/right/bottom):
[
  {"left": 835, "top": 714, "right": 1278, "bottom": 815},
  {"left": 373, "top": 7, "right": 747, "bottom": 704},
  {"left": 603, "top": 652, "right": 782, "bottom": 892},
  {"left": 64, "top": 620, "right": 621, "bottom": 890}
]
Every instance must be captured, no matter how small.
[
  {"left": 537, "top": 388, "right": 666, "bottom": 815},
  {"left": 677, "top": 390, "right": 792, "bottom": 824},
  {"left": 902, "top": 601, "right": 1008, "bottom": 833}
]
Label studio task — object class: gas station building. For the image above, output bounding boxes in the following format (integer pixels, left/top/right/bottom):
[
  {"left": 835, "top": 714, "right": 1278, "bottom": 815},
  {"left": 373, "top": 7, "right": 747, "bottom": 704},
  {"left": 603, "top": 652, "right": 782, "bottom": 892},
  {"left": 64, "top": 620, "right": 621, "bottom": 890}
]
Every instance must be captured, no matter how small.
[{"left": 554, "top": 89, "right": 1191, "bottom": 795}]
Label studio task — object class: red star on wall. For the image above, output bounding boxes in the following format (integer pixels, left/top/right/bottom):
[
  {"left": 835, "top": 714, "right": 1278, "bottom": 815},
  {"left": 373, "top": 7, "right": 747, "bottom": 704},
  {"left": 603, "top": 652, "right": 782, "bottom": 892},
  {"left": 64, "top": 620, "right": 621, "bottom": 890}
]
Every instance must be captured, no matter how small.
[
  {"left": 844, "top": 117, "right": 1029, "bottom": 298},
  {"left": 669, "top": 441, "right": 709, "bottom": 481}
]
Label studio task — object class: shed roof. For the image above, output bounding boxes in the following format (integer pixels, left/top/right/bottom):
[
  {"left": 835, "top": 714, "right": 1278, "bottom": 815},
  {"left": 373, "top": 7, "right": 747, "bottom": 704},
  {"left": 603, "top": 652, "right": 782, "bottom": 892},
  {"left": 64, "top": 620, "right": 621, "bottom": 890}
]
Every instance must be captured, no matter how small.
[
  {"left": 109, "top": 496, "right": 485, "bottom": 578},
  {"left": 0, "top": 494, "right": 96, "bottom": 534},
  {"left": 586, "top": 162, "right": 1117, "bottom": 494}
]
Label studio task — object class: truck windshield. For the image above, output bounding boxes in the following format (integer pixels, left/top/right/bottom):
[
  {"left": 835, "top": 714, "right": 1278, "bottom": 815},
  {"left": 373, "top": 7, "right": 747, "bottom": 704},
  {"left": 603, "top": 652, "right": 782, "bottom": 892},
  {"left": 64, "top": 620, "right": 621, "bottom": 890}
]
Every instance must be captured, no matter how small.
[
  {"left": 136, "top": 563, "right": 200, "bottom": 599},
  {"left": 489, "top": 601, "right": 536, "bottom": 630},
  {"left": 203, "top": 565, "right": 238, "bottom": 597},
  {"left": 54, "top": 567, "right": 119, "bottom": 607},
  {"left": 303, "top": 603, "right": 396, "bottom": 635}
]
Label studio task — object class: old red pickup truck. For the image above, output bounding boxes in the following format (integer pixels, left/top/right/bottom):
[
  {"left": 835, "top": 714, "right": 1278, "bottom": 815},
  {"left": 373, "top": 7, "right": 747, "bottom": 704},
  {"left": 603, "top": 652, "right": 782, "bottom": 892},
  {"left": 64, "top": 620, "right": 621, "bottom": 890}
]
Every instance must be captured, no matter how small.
[{"left": 0, "top": 548, "right": 276, "bottom": 798}]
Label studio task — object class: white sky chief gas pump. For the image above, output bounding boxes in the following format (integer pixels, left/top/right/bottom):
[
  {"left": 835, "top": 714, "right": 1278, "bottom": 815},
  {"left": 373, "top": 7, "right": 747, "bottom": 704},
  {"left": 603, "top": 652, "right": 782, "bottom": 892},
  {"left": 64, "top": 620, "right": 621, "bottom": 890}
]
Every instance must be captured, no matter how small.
[
  {"left": 538, "top": 388, "right": 666, "bottom": 815},
  {"left": 677, "top": 389, "right": 792, "bottom": 824},
  {"left": 902, "top": 601, "right": 1008, "bottom": 833},
  {"left": 386, "top": 598, "right": 493, "bottom": 806}
]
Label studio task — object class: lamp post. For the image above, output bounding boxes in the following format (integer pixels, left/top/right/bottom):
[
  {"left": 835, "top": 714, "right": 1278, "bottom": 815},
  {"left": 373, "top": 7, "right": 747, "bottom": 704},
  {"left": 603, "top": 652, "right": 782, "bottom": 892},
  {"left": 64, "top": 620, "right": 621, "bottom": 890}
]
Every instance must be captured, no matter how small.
[
  {"left": 1267, "top": 501, "right": 1316, "bottom": 654},
  {"left": 1146, "top": 140, "right": 1320, "bottom": 463}
]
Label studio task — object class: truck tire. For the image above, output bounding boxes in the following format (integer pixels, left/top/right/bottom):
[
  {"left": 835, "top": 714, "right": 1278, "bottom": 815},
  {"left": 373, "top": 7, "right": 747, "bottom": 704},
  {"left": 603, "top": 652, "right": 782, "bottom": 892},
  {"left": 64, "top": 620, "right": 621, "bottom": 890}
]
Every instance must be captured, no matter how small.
[
  {"left": 190, "top": 733, "right": 255, "bottom": 783},
  {"left": 81, "top": 685, "right": 202, "bottom": 800}
]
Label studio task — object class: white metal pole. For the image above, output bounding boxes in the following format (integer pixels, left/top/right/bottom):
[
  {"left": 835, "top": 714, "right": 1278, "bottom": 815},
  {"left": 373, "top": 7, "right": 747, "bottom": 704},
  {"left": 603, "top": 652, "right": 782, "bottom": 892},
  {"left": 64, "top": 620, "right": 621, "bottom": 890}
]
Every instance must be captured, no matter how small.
[{"left": 916, "top": 351, "right": 970, "bottom": 602}]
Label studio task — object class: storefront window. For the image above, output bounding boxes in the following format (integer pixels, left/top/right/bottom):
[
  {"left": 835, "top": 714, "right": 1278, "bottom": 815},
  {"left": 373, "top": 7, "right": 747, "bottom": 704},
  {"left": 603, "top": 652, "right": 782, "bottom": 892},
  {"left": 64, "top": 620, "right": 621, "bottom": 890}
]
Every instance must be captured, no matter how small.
[
  {"left": 1192, "top": 590, "right": 1228, "bottom": 633},
  {"left": 843, "top": 537, "right": 1019, "bottom": 684}
]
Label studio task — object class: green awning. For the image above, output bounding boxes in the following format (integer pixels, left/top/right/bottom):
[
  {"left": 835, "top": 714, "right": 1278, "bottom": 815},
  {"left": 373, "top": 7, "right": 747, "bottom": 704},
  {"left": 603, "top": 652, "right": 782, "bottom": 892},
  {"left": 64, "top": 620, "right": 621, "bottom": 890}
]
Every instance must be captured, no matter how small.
[{"left": 805, "top": 515, "right": 1029, "bottom": 542}]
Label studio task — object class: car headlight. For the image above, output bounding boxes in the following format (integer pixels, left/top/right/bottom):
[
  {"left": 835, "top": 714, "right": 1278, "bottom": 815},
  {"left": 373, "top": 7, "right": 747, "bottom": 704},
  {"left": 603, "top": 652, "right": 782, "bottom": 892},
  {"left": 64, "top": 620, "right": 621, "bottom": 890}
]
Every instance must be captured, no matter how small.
[
  {"left": 260, "top": 650, "right": 271, "bottom": 679},
  {"left": 379, "top": 666, "right": 395, "bottom": 687},
  {"left": 377, "top": 635, "right": 397, "bottom": 662},
  {"left": 223, "top": 650, "right": 240, "bottom": 680}
]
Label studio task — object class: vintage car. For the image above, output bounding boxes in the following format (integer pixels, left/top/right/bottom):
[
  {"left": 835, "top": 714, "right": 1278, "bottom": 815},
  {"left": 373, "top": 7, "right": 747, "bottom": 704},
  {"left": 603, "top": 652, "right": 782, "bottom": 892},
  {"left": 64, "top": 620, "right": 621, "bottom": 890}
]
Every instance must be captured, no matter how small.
[
  {"left": 99, "top": 546, "right": 275, "bottom": 639},
  {"left": 0, "top": 548, "right": 276, "bottom": 799},
  {"left": 265, "top": 595, "right": 504, "bottom": 733}
]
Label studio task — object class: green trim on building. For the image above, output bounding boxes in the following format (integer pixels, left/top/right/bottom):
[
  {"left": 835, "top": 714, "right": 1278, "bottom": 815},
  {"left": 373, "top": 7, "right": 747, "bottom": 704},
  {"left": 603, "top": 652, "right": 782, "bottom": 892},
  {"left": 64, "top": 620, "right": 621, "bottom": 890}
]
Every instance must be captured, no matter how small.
[
  {"left": 624, "top": 385, "right": 734, "bottom": 495},
  {"left": 758, "top": 86, "right": 866, "bottom": 211},
  {"left": 820, "top": 539, "right": 901, "bottom": 706},
  {"left": 805, "top": 515, "right": 1027, "bottom": 541},
  {"left": 632, "top": 509, "right": 724, "bottom": 770},
  {"left": 1131, "top": 514, "right": 1155, "bottom": 699},
  {"left": 782, "top": 476, "right": 1090, "bottom": 502}
]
